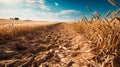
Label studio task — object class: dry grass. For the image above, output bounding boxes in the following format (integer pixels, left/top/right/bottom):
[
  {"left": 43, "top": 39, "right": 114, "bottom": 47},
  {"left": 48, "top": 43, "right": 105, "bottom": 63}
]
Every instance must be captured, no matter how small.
[
  {"left": 108, "top": 0, "right": 118, "bottom": 7},
  {"left": 0, "top": 19, "right": 54, "bottom": 43},
  {"left": 72, "top": 8, "right": 120, "bottom": 66}
]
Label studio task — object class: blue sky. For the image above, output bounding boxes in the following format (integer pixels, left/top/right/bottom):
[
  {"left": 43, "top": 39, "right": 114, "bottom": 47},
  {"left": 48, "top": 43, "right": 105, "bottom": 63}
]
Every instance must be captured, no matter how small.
[{"left": 0, "top": 0, "right": 120, "bottom": 21}]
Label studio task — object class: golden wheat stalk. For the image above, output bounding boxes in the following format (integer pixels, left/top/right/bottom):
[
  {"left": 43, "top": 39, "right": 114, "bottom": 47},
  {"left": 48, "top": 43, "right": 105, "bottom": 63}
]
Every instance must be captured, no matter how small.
[
  {"left": 108, "top": 0, "right": 118, "bottom": 7},
  {"left": 91, "top": 15, "right": 94, "bottom": 21},
  {"left": 86, "top": 6, "right": 92, "bottom": 12},
  {"left": 92, "top": 14, "right": 96, "bottom": 19},
  {"left": 95, "top": 11, "right": 101, "bottom": 18},
  {"left": 104, "top": 18, "right": 109, "bottom": 24},
  {"left": 82, "top": 14, "right": 88, "bottom": 22},
  {"left": 106, "top": 10, "right": 111, "bottom": 17},
  {"left": 95, "top": 11, "right": 101, "bottom": 22},
  {"left": 112, "top": 9, "right": 120, "bottom": 17},
  {"left": 91, "top": 14, "right": 96, "bottom": 21}
]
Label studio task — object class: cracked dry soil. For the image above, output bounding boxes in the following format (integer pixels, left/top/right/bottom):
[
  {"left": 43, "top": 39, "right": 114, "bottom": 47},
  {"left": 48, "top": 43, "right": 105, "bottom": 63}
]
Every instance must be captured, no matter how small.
[{"left": 0, "top": 23, "right": 93, "bottom": 67}]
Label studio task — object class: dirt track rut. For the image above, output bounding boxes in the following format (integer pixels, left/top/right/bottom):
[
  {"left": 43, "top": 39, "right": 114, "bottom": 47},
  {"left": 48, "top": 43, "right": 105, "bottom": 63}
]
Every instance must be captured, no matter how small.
[{"left": 0, "top": 23, "right": 93, "bottom": 67}]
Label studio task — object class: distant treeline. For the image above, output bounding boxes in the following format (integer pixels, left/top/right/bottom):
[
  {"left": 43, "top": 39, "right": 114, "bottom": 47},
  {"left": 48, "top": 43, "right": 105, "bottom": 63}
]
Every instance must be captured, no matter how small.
[{"left": 10, "top": 17, "right": 19, "bottom": 20}]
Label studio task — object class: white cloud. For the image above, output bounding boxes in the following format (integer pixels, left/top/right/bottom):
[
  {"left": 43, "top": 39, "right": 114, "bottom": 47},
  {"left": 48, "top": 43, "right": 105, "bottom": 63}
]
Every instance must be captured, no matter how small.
[
  {"left": 0, "top": 0, "right": 14, "bottom": 4},
  {"left": 39, "top": 4, "right": 50, "bottom": 10},
  {"left": 0, "top": 8, "right": 81, "bottom": 21},
  {"left": 0, "top": 9, "right": 55, "bottom": 21},
  {"left": 39, "top": 0, "right": 44, "bottom": 4},
  {"left": 39, "top": 0, "right": 50, "bottom": 10},
  {"left": 55, "top": 2, "right": 59, "bottom": 6},
  {"left": 24, "top": 0, "right": 50, "bottom": 10},
  {"left": 0, "top": 0, "right": 50, "bottom": 11},
  {"left": 0, "top": 0, "right": 22, "bottom": 4},
  {"left": 25, "top": 0, "right": 35, "bottom": 4},
  {"left": 59, "top": 10, "right": 80, "bottom": 15}
]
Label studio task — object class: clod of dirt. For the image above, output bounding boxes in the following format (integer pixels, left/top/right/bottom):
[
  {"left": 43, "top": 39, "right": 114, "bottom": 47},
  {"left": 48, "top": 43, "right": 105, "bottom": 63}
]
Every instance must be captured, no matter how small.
[
  {"left": 72, "top": 63, "right": 80, "bottom": 67},
  {"left": 57, "top": 54, "right": 65, "bottom": 58},
  {"left": 67, "top": 61, "right": 74, "bottom": 67},
  {"left": 61, "top": 58, "right": 72, "bottom": 64},
  {"left": 69, "top": 52, "right": 78, "bottom": 57},
  {"left": 34, "top": 51, "right": 54, "bottom": 66},
  {"left": 39, "top": 62, "right": 49, "bottom": 67},
  {"left": 72, "top": 45, "right": 80, "bottom": 50},
  {"left": 55, "top": 50, "right": 59, "bottom": 53}
]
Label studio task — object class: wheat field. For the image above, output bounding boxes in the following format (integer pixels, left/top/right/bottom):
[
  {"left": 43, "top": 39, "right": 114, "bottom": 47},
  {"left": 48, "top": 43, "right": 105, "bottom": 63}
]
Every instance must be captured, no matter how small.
[
  {"left": 71, "top": 2, "right": 120, "bottom": 65},
  {"left": 0, "top": 19, "right": 55, "bottom": 43},
  {"left": 0, "top": 0, "right": 120, "bottom": 67}
]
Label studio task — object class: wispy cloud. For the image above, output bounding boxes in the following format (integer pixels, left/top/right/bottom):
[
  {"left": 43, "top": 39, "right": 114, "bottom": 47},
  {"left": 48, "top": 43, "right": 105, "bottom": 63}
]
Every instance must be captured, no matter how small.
[
  {"left": 59, "top": 10, "right": 80, "bottom": 15},
  {"left": 25, "top": 0, "right": 50, "bottom": 10},
  {"left": 0, "top": 0, "right": 50, "bottom": 10},
  {"left": 0, "top": 8, "right": 81, "bottom": 21}
]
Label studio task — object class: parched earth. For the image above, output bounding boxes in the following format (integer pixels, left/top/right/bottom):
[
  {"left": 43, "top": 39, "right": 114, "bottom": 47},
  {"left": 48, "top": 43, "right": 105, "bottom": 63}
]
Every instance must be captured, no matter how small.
[{"left": 0, "top": 23, "right": 94, "bottom": 67}]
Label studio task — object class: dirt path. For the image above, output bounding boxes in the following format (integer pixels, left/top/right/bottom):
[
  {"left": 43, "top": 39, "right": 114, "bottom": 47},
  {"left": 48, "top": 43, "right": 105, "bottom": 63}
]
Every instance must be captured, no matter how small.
[{"left": 0, "top": 23, "right": 93, "bottom": 67}]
